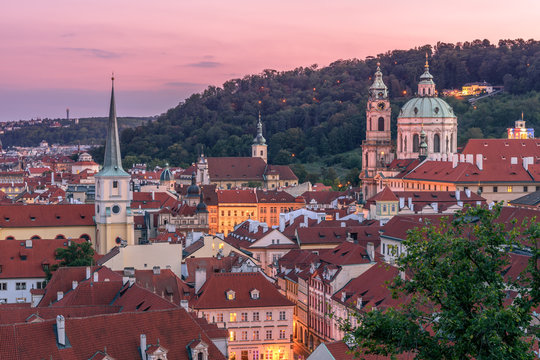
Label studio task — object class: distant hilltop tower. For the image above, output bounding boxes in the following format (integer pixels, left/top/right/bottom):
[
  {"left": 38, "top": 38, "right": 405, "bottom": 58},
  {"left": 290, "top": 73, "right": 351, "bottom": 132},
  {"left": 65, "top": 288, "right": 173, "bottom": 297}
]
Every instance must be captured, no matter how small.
[{"left": 66, "top": 108, "right": 69, "bottom": 122}]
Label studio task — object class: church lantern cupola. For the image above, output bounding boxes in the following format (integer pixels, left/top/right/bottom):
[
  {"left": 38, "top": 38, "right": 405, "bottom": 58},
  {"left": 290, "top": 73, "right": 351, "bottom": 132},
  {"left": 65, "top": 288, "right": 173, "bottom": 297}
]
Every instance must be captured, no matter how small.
[
  {"left": 252, "top": 112, "right": 268, "bottom": 163},
  {"left": 418, "top": 54, "right": 436, "bottom": 97}
]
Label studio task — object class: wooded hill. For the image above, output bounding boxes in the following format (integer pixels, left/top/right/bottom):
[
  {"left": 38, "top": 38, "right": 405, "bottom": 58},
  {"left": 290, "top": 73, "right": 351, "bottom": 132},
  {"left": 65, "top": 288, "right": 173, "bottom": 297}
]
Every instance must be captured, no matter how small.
[{"left": 117, "top": 39, "right": 540, "bottom": 177}]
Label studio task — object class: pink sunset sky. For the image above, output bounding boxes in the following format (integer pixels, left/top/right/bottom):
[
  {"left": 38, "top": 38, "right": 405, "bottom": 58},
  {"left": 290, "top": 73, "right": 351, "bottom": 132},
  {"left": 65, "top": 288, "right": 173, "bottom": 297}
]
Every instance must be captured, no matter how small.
[{"left": 2, "top": 0, "right": 539, "bottom": 121}]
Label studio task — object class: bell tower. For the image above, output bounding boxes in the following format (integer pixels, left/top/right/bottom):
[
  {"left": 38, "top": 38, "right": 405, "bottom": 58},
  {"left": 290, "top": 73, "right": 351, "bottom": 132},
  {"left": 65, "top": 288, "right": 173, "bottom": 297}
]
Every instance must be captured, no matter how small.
[
  {"left": 252, "top": 113, "right": 267, "bottom": 163},
  {"left": 360, "top": 64, "right": 394, "bottom": 199},
  {"left": 94, "top": 77, "right": 134, "bottom": 254}
]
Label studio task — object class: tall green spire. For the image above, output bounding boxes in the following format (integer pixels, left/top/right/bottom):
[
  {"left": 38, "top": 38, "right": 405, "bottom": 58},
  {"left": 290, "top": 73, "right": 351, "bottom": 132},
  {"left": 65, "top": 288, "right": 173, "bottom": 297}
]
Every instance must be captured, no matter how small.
[{"left": 98, "top": 76, "right": 129, "bottom": 176}]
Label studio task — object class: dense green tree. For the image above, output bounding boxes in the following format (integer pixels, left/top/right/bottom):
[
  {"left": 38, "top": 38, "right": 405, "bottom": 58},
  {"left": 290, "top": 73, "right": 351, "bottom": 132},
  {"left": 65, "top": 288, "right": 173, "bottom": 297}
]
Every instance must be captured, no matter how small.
[
  {"left": 344, "top": 204, "right": 540, "bottom": 359},
  {"left": 55, "top": 242, "right": 95, "bottom": 268}
]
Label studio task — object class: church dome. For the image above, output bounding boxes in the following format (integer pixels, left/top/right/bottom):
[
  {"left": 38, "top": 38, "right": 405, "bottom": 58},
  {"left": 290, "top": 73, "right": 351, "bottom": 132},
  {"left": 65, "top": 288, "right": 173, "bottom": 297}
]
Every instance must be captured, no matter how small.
[
  {"left": 398, "top": 97, "right": 455, "bottom": 119},
  {"left": 160, "top": 164, "right": 173, "bottom": 182}
]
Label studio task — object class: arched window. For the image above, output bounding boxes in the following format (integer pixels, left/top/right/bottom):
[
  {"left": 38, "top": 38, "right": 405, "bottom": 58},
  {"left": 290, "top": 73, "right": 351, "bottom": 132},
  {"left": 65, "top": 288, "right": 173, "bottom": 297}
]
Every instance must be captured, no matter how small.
[
  {"left": 450, "top": 134, "right": 454, "bottom": 152},
  {"left": 413, "top": 134, "right": 420, "bottom": 152},
  {"left": 55, "top": 234, "right": 65, "bottom": 240},
  {"left": 79, "top": 234, "right": 91, "bottom": 242},
  {"left": 378, "top": 117, "right": 384, "bottom": 131},
  {"left": 6, "top": 236, "right": 15, "bottom": 240},
  {"left": 399, "top": 134, "right": 403, "bottom": 152},
  {"left": 365, "top": 153, "right": 369, "bottom": 168},
  {"left": 446, "top": 136, "right": 449, "bottom": 152},
  {"left": 31, "top": 235, "right": 41, "bottom": 240},
  {"left": 433, "top": 134, "right": 440, "bottom": 153},
  {"left": 404, "top": 137, "right": 407, "bottom": 152}
]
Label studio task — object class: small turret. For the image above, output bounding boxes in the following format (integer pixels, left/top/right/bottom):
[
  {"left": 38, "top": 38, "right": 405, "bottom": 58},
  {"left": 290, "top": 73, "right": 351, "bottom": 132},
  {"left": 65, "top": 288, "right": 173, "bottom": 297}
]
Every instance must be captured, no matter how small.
[
  {"left": 252, "top": 112, "right": 268, "bottom": 163},
  {"left": 418, "top": 54, "right": 436, "bottom": 97},
  {"left": 369, "top": 62, "right": 388, "bottom": 100}
]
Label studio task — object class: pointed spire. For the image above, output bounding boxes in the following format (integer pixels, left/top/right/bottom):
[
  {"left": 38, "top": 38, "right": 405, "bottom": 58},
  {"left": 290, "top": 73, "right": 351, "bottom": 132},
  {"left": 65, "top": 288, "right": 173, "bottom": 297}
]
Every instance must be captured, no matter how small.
[
  {"left": 99, "top": 75, "right": 128, "bottom": 176},
  {"left": 418, "top": 53, "right": 436, "bottom": 97},
  {"left": 253, "top": 112, "right": 266, "bottom": 145}
]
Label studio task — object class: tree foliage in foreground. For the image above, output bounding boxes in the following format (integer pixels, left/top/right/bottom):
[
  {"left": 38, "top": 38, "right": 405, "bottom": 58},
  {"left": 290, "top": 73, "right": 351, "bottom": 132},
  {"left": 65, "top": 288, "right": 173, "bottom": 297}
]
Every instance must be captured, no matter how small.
[
  {"left": 345, "top": 205, "right": 540, "bottom": 359},
  {"left": 55, "top": 241, "right": 95, "bottom": 268}
]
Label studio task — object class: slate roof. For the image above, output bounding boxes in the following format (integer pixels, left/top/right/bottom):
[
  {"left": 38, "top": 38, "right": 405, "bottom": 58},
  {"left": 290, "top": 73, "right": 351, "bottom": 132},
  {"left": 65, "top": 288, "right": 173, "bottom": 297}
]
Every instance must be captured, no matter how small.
[{"left": 207, "top": 157, "right": 267, "bottom": 181}]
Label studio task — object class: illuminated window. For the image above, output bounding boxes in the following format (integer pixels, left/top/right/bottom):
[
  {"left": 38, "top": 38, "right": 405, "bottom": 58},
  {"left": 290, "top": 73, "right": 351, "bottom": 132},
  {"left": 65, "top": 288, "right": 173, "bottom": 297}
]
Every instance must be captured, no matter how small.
[
  {"left": 507, "top": 186, "right": 513, "bottom": 192},
  {"left": 216, "top": 313, "right": 223, "bottom": 322},
  {"left": 279, "top": 329, "right": 286, "bottom": 339},
  {"left": 230, "top": 312, "right": 237, "bottom": 322},
  {"left": 241, "top": 312, "right": 248, "bottom": 322},
  {"left": 252, "top": 330, "right": 259, "bottom": 340},
  {"left": 229, "top": 331, "right": 236, "bottom": 341},
  {"left": 266, "top": 311, "right": 272, "bottom": 321},
  {"left": 241, "top": 331, "right": 248, "bottom": 340}
]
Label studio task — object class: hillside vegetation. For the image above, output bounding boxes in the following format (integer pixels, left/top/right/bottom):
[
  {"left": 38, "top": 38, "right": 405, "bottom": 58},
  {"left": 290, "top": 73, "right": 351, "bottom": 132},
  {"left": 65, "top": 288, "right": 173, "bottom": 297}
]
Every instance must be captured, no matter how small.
[{"left": 118, "top": 39, "right": 540, "bottom": 180}]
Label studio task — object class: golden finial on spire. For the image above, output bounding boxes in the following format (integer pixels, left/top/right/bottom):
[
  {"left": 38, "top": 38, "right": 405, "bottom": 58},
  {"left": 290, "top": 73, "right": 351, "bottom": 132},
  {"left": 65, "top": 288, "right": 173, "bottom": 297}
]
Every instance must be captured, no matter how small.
[
  {"left": 111, "top": 72, "right": 115, "bottom": 82},
  {"left": 425, "top": 53, "right": 429, "bottom": 68}
]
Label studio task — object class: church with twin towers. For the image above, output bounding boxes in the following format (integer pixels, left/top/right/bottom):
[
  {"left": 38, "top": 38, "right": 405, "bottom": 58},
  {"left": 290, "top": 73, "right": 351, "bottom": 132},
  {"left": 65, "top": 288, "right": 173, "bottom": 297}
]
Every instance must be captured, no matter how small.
[{"left": 360, "top": 57, "right": 458, "bottom": 199}]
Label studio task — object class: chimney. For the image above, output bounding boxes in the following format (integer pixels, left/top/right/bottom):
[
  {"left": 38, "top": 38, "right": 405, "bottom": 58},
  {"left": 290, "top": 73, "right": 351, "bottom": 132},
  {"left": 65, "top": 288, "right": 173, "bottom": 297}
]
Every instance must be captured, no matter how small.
[
  {"left": 93, "top": 272, "right": 98, "bottom": 282},
  {"left": 303, "top": 215, "right": 308, "bottom": 227},
  {"left": 341, "top": 292, "right": 346, "bottom": 302},
  {"left": 122, "top": 276, "right": 129, "bottom": 285},
  {"left": 442, "top": 153, "right": 448, "bottom": 162},
  {"left": 511, "top": 157, "right": 518, "bottom": 165},
  {"left": 399, "top": 197, "right": 405, "bottom": 209},
  {"left": 356, "top": 297, "right": 363, "bottom": 309},
  {"left": 56, "top": 315, "right": 66, "bottom": 346},
  {"left": 466, "top": 154, "right": 474, "bottom": 164},
  {"left": 399, "top": 270, "right": 406, "bottom": 281},
  {"left": 25, "top": 239, "right": 32, "bottom": 248},
  {"left": 455, "top": 190, "right": 460, "bottom": 201},
  {"left": 279, "top": 214, "right": 286, "bottom": 232},
  {"left": 336, "top": 212, "right": 340, "bottom": 220},
  {"left": 57, "top": 291, "right": 63, "bottom": 301},
  {"left": 340, "top": 222, "right": 346, "bottom": 228},
  {"left": 85, "top": 266, "right": 91, "bottom": 280},
  {"left": 153, "top": 266, "right": 161, "bottom": 275},
  {"left": 523, "top": 156, "right": 533, "bottom": 171},
  {"left": 366, "top": 242, "right": 375, "bottom": 262},
  {"left": 459, "top": 154, "right": 465, "bottom": 162},
  {"left": 452, "top": 154, "right": 458, "bottom": 168},
  {"left": 475, "top": 154, "right": 483, "bottom": 170},
  {"left": 465, "top": 189, "right": 471, "bottom": 198},
  {"left": 72, "top": 281, "right": 78, "bottom": 290},
  {"left": 195, "top": 267, "right": 207, "bottom": 293},
  {"left": 431, "top": 202, "right": 438, "bottom": 213},
  {"left": 129, "top": 277, "right": 136, "bottom": 286},
  {"left": 180, "top": 299, "right": 189, "bottom": 310},
  {"left": 140, "top": 334, "right": 147, "bottom": 360},
  {"left": 151, "top": 191, "right": 155, "bottom": 201},
  {"left": 407, "top": 197, "right": 412, "bottom": 209}
]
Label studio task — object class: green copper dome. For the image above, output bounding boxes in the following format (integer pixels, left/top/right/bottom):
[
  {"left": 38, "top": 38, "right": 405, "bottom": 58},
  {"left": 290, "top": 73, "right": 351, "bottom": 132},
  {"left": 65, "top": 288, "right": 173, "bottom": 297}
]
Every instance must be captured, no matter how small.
[{"left": 398, "top": 97, "right": 455, "bottom": 118}]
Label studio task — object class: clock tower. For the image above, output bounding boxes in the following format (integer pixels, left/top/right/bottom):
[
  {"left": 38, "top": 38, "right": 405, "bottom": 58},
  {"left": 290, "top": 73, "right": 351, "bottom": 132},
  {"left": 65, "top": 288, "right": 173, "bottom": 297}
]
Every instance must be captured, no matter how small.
[
  {"left": 360, "top": 64, "right": 394, "bottom": 199},
  {"left": 94, "top": 77, "right": 134, "bottom": 254}
]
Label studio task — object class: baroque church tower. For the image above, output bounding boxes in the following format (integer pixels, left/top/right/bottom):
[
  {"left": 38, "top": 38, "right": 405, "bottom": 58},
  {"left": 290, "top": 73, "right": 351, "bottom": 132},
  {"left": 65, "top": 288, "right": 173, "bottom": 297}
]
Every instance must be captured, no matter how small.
[
  {"left": 94, "top": 77, "right": 134, "bottom": 254},
  {"left": 252, "top": 113, "right": 267, "bottom": 163},
  {"left": 360, "top": 64, "right": 394, "bottom": 198}
]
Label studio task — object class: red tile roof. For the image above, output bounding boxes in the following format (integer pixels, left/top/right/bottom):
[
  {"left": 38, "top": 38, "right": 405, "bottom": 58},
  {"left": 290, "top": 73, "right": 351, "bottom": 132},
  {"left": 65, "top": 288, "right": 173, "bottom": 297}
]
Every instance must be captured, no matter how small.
[
  {"left": 0, "top": 308, "right": 226, "bottom": 359},
  {"left": 0, "top": 204, "right": 94, "bottom": 227},
  {"left": 207, "top": 157, "right": 267, "bottom": 181},
  {"left": 217, "top": 189, "right": 257, "bottom": 203},
  {"left": 192, "top": 272, "right": 293, "bottom": 309},
  {"left": 0, "top": 239, "right": 86, "bottom": 280},
  {"left": 256, "top": 189, "right": 297, "bottom": 203}
]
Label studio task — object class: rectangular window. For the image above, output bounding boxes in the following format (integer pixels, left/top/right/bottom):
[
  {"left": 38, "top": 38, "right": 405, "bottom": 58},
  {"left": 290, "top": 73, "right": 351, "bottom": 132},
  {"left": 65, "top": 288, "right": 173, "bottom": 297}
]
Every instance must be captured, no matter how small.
[
  {"left": 493, "top": 186, "right": 498, "bottom": 193},
  {"left": 113, "top": 181, "right": 118, "bottom": 188},
  {"left": 241, "top": 331, "right": 248, "bottom": 341},
  {"left": 507, "top": 186, "right": 513, "bottom": 193},
  {"left": 253, "top": 312, "right": 259, "bottom": 321},
  {"left": 279, "top": 329, "right": 286, "bottom": 339},
  {"left": 217, "top": 313, "right": 223, "bottom": 322},
  {"left": 524, "top": 186, "right": 528, "bottom": 192},
  {"left": 252, "top": 350, "right": 259, "bottom": 360},
  {"left": 16, "top": 282, "right": 26, "bottom": 290},
  {"left": 241, "top": 312, "right": 248, "bottom": 322},
  {"left": 230, "top": 312, "right": 237, "bottom": 322},
  {"left": 0, "top": 283, "right": 6, "bottom": 291},
  {"left": 279, "top": 311, "right": 286, "bottom": 320},
  {"left": 266, "top": 311, "right": 272, "bottom": 321},
  {"left": 229, "top": 331, "right": 236, "bottom": 341},
  {"left": 252, "top": 330, "right": 259, "bottom": 340},
  {"left": 266, "top": 330, "right": 272, "bottom": 340}
]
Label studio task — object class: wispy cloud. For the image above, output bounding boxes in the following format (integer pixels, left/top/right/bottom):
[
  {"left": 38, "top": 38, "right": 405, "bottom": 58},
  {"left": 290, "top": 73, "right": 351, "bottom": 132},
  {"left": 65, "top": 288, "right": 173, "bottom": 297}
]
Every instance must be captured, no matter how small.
[
  {"left": 60, "top": 47, "right": 122, "bottom": 59},
  {"left": 165, "top": 81, "right": 206, "bottom": 88},
  {"left": 185, "top": 61, "right": 222, "bottom": 68}
]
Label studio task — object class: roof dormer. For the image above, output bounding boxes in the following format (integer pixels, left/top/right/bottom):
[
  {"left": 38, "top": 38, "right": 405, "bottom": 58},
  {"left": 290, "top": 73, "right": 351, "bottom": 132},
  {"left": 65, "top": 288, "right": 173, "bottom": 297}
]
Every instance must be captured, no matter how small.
[
  {"left": 250, "top": 288, "right": 260, "bottom": 300},
  {"left": 226, "top": 289, "right": 236, "bottom": 300}
]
